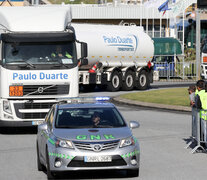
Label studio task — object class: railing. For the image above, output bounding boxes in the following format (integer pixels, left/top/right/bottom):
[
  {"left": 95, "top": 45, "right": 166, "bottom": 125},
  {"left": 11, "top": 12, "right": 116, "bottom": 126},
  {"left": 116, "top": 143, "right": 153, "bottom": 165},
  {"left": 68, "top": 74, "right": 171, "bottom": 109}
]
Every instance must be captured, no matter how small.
[
  {"left": 147, "top": 31, "right": 166, "bottom": 38},
  {"left": 185, "top": 108, "right": 207, "bottom": 153},
  {"left": 153, "top": 62, "right": 197, "bottom": 81}
]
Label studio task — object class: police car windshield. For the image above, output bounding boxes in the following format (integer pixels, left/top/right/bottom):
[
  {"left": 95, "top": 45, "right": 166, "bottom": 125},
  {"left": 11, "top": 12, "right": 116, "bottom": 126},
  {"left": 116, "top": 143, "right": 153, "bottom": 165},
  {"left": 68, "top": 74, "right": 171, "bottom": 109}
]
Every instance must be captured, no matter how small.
[
  {"left": 3, "top": 42, "right": 77, "bottom": 66},
  {"left": 55, "top": 107, "right": 126, "bottom": 129}
]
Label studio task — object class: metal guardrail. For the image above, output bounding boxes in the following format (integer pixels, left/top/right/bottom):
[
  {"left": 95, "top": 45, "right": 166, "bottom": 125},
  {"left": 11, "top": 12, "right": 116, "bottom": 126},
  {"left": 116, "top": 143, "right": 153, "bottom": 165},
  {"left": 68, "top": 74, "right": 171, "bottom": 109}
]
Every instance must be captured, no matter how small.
[
  {"left": 185, "top": 108, "right": 207, "bottom": 153},
  {"left": 154, "top": 62, "right": 197, "bottom": 81}
]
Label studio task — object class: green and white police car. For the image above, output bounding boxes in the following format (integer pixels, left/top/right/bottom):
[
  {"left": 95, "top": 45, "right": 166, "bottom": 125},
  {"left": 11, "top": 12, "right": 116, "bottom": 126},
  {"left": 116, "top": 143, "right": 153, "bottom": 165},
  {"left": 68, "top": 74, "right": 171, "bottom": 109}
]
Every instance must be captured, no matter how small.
[{"left": 36, "top": 97, "right": 140, "bottom": 179}]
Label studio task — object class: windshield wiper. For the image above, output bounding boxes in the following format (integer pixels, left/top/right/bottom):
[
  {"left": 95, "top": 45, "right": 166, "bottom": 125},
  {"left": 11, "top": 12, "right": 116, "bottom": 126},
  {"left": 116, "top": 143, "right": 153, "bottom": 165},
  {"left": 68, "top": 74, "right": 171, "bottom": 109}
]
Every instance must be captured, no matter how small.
[
  {"left": 56, "top": 59, "right": 69, "bottom": 68},
  {"left": 91, "top": 125, "right": 114, "bottom": 128},
  {"left": 49, "top": 58, "right": 69, "bottom": 68},
  {"left": 15, "top": 60, "right": 36, "bottom": 69}
]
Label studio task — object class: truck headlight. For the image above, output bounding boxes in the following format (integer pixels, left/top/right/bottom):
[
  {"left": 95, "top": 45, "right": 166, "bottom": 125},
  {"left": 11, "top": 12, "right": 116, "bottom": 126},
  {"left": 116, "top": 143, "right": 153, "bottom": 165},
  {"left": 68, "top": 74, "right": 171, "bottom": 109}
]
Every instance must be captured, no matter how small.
[
  {"left": 120, "top": 137, "right": 135, "bottom": 148},
  {"left": 56, "top": 139, "right": 74, "bottom": 149},
  {"left": 3, "top": 100, "right": 12, "bottom": 114}
]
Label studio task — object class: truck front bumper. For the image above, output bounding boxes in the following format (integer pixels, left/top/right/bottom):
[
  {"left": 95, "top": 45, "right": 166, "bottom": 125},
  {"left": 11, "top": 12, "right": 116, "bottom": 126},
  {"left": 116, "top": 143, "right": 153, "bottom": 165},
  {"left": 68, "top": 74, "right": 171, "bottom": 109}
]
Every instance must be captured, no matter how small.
[{"left": 0, "top": 119, "right": 43, "bottom": 127}]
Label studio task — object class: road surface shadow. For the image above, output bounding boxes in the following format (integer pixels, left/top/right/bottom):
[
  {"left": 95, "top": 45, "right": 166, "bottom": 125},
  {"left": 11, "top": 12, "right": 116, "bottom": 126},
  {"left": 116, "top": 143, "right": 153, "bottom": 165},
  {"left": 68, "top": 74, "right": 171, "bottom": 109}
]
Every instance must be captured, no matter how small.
[
  {"left": 43, "top": 170, "right": 132, "bottom": 179},
  {"left": 0, "top": 126, "right": 37, "bottom": 135}
]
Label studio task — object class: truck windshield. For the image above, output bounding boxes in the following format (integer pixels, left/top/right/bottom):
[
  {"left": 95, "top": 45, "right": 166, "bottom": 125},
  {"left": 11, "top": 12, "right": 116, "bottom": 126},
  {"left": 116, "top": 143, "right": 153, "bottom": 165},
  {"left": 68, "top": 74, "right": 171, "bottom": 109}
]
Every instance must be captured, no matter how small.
[
  {"left": 202, "top": 43, "right": 207, "bottom": 54},
  {"left": 3, "top": 42, "right": 77, "bottom": 68}
]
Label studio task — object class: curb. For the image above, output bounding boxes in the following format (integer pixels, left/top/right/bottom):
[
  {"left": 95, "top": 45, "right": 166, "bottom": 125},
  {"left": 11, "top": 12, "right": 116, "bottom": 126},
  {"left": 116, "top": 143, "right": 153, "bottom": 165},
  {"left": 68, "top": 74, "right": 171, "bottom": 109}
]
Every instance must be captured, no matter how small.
[{"left": 113, "top": 96, "right": 191, "bottom": 113}]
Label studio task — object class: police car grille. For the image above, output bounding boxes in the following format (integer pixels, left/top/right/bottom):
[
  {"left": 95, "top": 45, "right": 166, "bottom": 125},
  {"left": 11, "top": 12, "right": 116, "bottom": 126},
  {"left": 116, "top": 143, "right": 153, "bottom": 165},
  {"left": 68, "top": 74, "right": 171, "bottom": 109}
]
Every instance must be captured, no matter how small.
[
  {"left": 73, "top": 140, "right": 119, "bottom": 151},
  {"left": 23, "top": 84, "right": 69, "bottom": 96}
]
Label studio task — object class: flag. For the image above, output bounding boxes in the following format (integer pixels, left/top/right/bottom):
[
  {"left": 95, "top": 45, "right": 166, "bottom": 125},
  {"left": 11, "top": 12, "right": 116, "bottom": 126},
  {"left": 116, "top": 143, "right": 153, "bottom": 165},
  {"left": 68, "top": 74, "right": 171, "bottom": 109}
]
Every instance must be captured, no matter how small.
[{"left": 158, "top": 0, "right": 171, "bottom": 15}]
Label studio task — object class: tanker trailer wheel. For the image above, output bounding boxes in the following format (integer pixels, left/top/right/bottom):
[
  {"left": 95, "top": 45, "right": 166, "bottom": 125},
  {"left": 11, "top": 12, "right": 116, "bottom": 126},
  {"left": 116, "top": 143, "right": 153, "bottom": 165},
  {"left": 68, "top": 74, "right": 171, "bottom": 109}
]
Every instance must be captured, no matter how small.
[
  {"left": 122, "top": 70, "right": 135, "bottom": 91},
  {"left": 107, "top": 71, "right": 122, "bottom": 92},
  {"left": 136, "top": 70, "right": 149, "bottom": 90}
]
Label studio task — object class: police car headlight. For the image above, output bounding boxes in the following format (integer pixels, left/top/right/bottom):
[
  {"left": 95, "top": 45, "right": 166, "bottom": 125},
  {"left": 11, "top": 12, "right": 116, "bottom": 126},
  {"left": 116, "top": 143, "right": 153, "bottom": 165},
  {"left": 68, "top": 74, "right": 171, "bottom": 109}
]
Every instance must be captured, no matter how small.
[
  {"left": 56, "top": 139, "right": 74, "bottom": 149},
  {"left": 120, "top": 137, "right": 135, "bottom": 148},
  {"left": 3, "top": 100, "right": 12, "bottom": 114}
]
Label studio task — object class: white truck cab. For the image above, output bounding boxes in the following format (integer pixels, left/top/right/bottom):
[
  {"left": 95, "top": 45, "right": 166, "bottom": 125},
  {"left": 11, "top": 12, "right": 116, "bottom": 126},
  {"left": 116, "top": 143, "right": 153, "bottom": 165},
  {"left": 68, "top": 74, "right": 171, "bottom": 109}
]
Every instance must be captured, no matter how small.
[{"left": 0, "top": 6, "right": 87, "bottom": 127}]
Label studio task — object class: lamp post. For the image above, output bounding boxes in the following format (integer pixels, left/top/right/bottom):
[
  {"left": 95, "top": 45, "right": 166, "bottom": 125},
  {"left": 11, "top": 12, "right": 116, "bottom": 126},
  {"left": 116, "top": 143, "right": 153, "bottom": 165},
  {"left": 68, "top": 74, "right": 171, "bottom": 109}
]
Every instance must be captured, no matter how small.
[{"left": 196, "top": 9, "right": 201, "bottom": 81}]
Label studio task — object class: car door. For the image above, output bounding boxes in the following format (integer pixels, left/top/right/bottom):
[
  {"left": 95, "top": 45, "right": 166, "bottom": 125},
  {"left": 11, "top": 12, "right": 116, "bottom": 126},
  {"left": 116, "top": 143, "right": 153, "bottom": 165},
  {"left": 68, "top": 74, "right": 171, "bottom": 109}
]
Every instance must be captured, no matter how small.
[{"left": 39, "top": 107, "right": 55, "bottom": 162}]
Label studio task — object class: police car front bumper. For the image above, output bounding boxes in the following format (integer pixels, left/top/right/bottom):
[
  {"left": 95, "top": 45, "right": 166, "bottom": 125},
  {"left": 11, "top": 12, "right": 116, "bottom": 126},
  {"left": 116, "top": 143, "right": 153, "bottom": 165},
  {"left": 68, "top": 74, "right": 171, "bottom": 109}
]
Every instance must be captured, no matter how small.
[{"left": 48, "top": 144, "right": 140, "bottom": 171}]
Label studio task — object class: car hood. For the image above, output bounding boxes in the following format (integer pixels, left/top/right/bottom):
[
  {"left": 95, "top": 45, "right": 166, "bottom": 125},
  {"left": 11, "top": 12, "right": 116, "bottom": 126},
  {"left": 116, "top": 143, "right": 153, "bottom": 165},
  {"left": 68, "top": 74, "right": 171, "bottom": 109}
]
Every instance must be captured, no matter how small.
[{"left": 53, "top": 127, "right": 132, "bottom": 142}]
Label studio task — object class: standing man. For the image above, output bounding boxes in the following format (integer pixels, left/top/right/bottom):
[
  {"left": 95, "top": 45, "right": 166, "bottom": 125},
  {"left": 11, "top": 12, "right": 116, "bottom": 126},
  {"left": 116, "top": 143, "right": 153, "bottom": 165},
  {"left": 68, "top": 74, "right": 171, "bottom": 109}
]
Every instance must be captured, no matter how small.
[
  {"left": 194, "top": 80, "right": 207, "bottom": 145},
  {"left": 194, "top": 80, "right": 206, "bottom": 109}
]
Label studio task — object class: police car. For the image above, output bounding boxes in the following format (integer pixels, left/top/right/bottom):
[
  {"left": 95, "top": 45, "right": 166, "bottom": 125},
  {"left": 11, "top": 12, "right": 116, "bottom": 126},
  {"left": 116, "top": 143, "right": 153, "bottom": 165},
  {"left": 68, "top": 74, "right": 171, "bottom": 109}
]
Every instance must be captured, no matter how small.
[{"left": 36, "top": 97, "right": 140, "bottom": 179}]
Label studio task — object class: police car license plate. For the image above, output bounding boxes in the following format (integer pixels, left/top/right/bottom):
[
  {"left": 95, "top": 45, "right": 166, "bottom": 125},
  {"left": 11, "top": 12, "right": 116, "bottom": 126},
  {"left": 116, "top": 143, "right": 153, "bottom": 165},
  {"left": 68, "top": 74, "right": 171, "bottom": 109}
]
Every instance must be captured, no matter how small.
[{"left": 84, "top": 156, "right": 112, "bottom": 162}]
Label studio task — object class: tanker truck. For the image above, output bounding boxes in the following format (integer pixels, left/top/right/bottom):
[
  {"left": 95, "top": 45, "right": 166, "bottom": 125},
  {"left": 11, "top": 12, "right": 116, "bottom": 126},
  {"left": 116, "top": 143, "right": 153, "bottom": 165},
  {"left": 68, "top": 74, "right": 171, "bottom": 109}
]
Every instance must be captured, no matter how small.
[
  {"left": 0, "top": 6, "right": 87, "bottom": 127},
  {"left": 73, "top": 23, "right": 154, "bottom": 91}
]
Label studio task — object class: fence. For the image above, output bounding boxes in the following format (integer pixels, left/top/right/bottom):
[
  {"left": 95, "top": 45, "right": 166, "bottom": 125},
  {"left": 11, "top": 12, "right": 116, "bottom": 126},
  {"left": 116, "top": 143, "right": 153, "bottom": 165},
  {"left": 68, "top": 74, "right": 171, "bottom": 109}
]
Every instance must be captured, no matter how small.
[
  {"left": 185, "top": 108, "right": 207, "bottom": 153},
  {"left": 153, "top": 62, "right": 197, "bottom": 81}
]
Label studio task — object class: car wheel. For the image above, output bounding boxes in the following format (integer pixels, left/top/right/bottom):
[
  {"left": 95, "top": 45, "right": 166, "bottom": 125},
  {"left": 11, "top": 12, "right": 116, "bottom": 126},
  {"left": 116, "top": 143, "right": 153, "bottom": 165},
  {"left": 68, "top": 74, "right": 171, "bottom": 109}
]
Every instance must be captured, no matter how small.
[
  {"left": 107, "top": 71, "right": 122, "bottom": 92},
  {"left": 36, "top": 141, "right": 44, "bottom": 171},
  {"left": 126, "top": 168, "right": 139, "bottom": 177},
  {"left": 46, "top": 147, "right": 55, "bottom": 179},
  {"left": 122, "top": 70, "right": 135, "bottom": 91}
]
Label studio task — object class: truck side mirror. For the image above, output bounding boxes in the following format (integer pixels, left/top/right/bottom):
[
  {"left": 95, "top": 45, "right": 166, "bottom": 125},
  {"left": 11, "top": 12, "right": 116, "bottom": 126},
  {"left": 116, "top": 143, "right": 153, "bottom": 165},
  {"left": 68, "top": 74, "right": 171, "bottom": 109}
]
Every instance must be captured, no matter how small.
[
  {"left": 80, "top": 58, "right": 88, "bottom": 66},
  {"left": 81, "top": 42, "right": 88, "bottom": 58}
]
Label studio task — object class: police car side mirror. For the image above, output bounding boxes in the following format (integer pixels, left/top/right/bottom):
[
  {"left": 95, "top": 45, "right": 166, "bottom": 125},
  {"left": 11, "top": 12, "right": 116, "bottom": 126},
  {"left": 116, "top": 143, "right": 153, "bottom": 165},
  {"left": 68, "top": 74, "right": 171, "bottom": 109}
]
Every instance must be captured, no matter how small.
[
  {"left": 38, "top": 123, "right": 48, "bottom": 131},
  {"left": 129, "top": 121, "right": 140, "bottom": 129}
]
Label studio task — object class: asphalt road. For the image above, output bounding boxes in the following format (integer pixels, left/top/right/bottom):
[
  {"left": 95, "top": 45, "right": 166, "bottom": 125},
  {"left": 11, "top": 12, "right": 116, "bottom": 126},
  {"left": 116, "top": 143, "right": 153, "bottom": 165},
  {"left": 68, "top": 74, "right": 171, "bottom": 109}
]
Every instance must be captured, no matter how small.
[{"left": 0, "top": 103, "right": 207, "bottom": 180}]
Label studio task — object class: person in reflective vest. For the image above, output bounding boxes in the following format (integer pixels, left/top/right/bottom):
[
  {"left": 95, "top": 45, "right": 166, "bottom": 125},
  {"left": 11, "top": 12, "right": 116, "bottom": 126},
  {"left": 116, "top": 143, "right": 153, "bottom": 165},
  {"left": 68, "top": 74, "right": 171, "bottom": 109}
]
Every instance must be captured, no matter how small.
[
  {"left": 199, "top": 93, "right": 207, "bottom": 120},
  {"left": 194, "top": 80, "right": 205, "bottom": 107},
  {"left": 51, "top": 45, "right": 72, "bottom": 59},
  {"left": 194, "top": 80, "right": 206, "bottom": 119}
]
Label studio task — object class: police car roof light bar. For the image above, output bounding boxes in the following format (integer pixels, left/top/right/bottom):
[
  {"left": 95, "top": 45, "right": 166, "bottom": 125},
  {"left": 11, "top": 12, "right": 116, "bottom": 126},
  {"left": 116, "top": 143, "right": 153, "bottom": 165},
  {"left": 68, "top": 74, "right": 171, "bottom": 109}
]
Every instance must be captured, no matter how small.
[{"left": 57, "top": 97, "right": 111, "bottom": 104}]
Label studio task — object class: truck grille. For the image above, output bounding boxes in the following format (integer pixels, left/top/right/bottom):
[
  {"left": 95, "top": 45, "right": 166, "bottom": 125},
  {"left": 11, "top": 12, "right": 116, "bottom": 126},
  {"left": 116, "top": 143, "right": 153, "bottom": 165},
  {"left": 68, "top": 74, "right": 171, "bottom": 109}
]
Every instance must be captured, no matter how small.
[
  {"left": 23, "top": 84, "right": 69, "bottom": 96},
  {"left": 73, "top": 140, "right": 119, "bottom": 152},
  {"left": 14, "top": 102, "right": 55, "bottom": 119}
]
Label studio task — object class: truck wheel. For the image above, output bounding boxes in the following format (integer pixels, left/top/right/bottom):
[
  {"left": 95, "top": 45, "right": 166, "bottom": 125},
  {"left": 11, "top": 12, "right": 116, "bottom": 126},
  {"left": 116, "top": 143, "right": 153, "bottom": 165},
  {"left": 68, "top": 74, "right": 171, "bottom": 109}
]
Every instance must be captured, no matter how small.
[
  {"left": 36, "top": 141, "right": 44, "bottom": 171},
  {"left": 126, "top": 168, "right": 139, "bottom": 177},
  {"left": 46, "top": 148, "right": 55, "bottom": 179},
  {"left": 136, "top": 70, "right": 149, "bottom": 90},
  {"left": 122, "top": 70, "right": 135, "bottom": 91},
  {"left": 107, "top": 71, "right": 122, "bottom": 92}
]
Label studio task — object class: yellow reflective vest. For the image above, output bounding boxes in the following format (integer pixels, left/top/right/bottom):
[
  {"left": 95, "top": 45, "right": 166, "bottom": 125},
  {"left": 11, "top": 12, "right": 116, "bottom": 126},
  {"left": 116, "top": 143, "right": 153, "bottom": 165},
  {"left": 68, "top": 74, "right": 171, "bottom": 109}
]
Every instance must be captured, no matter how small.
[
  {"left": 199, "top": 91, "right": 207, "bottom": 120},
  {"left": 195, "top": 89, "right": 199, "bottom": 96},
  {"left": 51, "top": 52, "right": 72, "bottom": 59}
]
